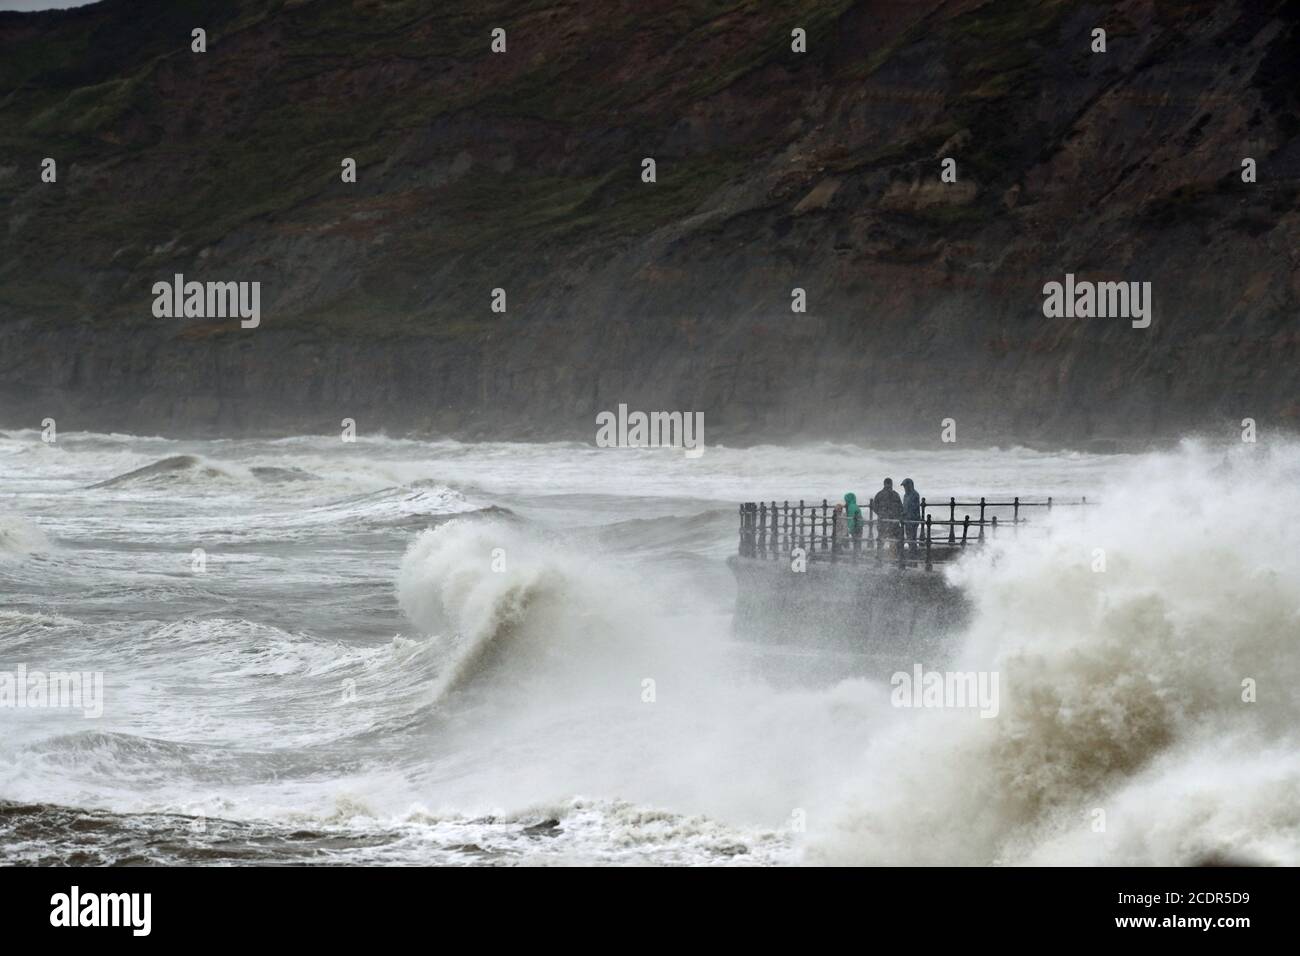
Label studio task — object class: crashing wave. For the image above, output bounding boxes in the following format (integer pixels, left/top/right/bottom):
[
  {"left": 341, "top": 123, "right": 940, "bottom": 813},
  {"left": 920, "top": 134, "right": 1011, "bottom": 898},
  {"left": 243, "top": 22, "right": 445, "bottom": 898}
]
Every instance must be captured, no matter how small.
[
  {"left": 805, "top": 439, "right": 1300, "bottom": 866},
  {"left": 89, "top": 455, "right": 239, "bottom": 488}
]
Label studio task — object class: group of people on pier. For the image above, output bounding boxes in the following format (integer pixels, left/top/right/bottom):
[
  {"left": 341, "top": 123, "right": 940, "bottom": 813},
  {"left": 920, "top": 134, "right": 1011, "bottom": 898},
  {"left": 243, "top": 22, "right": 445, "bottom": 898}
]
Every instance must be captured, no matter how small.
[{"left": 837, "top": 477, "right": 922, "bottom": 549}]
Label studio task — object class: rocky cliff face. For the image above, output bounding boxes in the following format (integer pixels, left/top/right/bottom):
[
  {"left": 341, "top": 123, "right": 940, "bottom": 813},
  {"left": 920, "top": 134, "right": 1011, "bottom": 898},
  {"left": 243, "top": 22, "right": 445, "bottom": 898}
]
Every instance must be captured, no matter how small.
[{"left": 1, "top": 0, "right": 1297, "bottom": 446}]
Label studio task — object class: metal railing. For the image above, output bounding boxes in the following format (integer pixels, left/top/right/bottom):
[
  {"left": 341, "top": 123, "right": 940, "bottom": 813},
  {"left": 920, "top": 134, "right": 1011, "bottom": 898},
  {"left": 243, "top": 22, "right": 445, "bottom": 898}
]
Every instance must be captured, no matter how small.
[{"left": 736, "top": 495, "right": 1094, "bottom": 571}]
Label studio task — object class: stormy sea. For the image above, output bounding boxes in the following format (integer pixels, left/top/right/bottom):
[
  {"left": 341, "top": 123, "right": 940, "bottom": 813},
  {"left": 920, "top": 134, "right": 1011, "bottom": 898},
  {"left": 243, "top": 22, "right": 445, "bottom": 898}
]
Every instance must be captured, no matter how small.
[{"left": 1, "top": 430, "right": 1296, "bottom": 866}]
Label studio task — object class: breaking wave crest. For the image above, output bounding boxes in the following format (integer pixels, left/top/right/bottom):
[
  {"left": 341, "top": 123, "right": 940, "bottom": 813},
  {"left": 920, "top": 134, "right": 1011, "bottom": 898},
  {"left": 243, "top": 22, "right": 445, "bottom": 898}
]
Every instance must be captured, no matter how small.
[
  {"left": 90, "top": 454, "right": 245, "bottom": 487},
  {"left": 300, "top": 485, "right": 486, "bottom": 530},
  {"left": 396, "top": 519, "right": 651, "bottom": 702},
  {"left": 90, "top": 455, "right": 330, "bottom": 489}
]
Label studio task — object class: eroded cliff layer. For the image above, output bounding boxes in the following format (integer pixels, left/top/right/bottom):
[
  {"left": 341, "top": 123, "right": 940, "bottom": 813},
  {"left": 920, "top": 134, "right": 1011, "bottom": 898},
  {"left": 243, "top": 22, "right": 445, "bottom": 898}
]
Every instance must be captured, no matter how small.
[{"left": 1, "top": 0, "right": 1297, "bottom": 444}]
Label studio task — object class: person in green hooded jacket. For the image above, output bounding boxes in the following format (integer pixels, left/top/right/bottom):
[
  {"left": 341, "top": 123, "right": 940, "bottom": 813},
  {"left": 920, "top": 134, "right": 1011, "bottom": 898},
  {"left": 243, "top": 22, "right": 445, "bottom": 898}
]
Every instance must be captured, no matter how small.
[{"left": 843, "top": 492, "right": 864, "bottom": 548}]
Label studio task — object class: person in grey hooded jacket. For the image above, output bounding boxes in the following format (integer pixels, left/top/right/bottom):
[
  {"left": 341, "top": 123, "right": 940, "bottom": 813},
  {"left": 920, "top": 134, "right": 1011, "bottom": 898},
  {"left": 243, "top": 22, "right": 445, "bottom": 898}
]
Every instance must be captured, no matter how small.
[{"left": 901, "top": 478, "right": 922, "bottom": 546}]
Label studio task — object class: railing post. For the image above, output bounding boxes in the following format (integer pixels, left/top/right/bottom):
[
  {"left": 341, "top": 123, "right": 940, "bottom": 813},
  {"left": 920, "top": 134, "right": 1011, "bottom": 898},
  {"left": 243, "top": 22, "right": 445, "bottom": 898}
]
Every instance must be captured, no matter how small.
[
  {"left": 961, "top": 514, "right": 970, "bottom": 547},
  {"left": 979, "top": 496, "right": 986, "bottom": 538},
  {"left": 821, "top": 499, "right": 829, "bottom": 554},
  {"left": 770, "top": 502, "right": 778, "bottom": 559},
  {"left": 1013, "top": 496, "right": 1020, "bottom": 536},
  {"left": 924, "top": 515, "right": 933, "bottom": 571},
  {"left": 798, "top": 499, "right": 805, "bottom": 554},
  {"left": 948, "top": 497, "right": 956, "bottom": 544},
  {"left": 782, "top": 501, "right": 789, "bottom": 557},
  {"left": 771, "top": 501, "right": 778, "bottom": 556},
  {"left": 991, "top": 515, "right": 997, "bottom": 538},
  {"left": 770, "top": 502, "right": 776, "bottom": 558},
  {"left": 749, "top": 502, "right": 757, "bottom": 556},
  {"left": 830, "top": 499, "right": 839, "bottom": 561},
  {"left": 1047, "top": 496, "right": 1053, "bottom": 514},
  {"left": 898, "top": 520, "right": 906, "bottom": 569}
]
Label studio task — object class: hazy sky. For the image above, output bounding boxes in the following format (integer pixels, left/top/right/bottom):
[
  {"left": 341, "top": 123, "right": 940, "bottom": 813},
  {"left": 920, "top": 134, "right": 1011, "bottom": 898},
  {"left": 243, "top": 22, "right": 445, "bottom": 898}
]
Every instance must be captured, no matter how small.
[{"left": 0, "top": 1, "right": 101, "bottom": 10}]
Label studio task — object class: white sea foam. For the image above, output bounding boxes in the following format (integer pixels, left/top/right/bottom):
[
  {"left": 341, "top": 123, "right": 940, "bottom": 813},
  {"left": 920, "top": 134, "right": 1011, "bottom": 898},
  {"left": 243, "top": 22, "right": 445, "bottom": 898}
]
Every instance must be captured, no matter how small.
[
  {"left": 806, "top": 439, "right": 1300, "bottom": 865},
  {"left": 0, "top": 515, "right": 50, "bottom": 558},
  {"left": 3, "top": 431, "right": 1297, "bottom": 865}
]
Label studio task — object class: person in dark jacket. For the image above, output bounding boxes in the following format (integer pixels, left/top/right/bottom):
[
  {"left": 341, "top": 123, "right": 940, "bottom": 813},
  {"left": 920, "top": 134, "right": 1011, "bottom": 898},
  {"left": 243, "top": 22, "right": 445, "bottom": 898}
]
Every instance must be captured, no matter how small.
[
  {"left": 871, "top": 479, "right": 904, "bottom": 544},
  {"left": 901, "top": 478, "right": 921, "bottom": 547}
]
